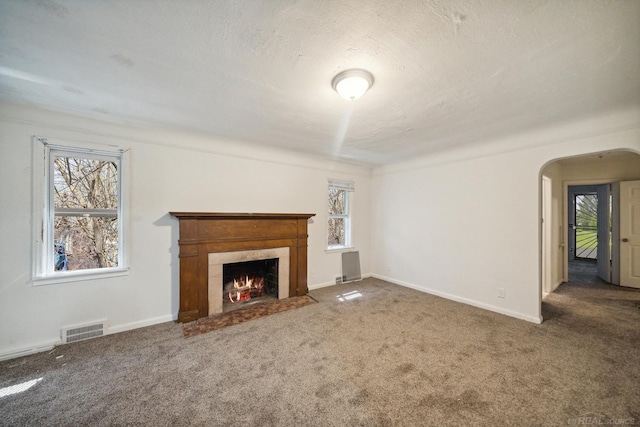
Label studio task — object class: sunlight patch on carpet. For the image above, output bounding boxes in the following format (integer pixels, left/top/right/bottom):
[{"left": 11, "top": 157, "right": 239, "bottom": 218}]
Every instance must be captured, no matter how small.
[
  {"left": 337, "top": 290, "right": 362, "bottom": 301},
  {"left": 0, "top": 378, "right": 43, "bottom": 398}
]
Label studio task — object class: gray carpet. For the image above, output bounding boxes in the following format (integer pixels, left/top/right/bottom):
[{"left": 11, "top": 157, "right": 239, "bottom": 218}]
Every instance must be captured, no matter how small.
[{"left": 1, "top": 277, "right": 639, "bottom": 426}]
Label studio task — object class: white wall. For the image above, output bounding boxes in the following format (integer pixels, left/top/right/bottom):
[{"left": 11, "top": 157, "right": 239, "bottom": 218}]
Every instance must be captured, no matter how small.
[
  {"left": 371, "top": 108, "right": 640, "bottom": 323},
  {"left": 2, "top": 101, "right": 639, "bottom": 359},
  {"left": 0, "top": 102, "right": 371, "bottom": 360}
]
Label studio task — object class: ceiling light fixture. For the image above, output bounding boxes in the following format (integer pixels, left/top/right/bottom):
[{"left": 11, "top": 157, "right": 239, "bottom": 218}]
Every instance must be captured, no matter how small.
[{"left": 331, "top": 69, "right": 374, "bottom": 101}]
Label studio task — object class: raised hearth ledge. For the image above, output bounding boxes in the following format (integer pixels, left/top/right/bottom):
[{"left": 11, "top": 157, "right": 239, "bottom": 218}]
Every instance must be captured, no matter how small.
[{"left": 209, "top": 247, "right": 290, "bottom": 315}]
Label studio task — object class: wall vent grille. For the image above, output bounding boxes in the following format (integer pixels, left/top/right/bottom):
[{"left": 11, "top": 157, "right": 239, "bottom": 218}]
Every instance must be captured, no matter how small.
[
  {"left": 341, "top": 251, "right": 362, "bottom": 283},
  {"left": 61, "top": 321, "right": 106, "bottom": 344}
]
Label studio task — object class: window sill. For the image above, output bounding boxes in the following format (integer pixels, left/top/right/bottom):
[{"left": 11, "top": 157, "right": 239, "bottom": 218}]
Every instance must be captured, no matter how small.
[
  {"left": 32, "top": 267, "right": 129, "bottom": 286},
  {"left": 325, "top": 246, "right": 355, "bottom": 254}
]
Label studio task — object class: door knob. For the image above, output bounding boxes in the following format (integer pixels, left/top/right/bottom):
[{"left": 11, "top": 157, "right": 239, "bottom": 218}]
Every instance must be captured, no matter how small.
[{"left": 622, "top": 238, "right": 629, "bottom": 242}]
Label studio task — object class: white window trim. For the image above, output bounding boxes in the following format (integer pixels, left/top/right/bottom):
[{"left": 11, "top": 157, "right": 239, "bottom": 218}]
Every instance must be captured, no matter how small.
[
  {"left": 31, "top": 136, "right": 130, "bottom": 285},
  {"left": 325, "top": 246, "right": 355, "bottom": 254},
  {"left": 326, "top": 179, "right": 354, "bottom": 251}
]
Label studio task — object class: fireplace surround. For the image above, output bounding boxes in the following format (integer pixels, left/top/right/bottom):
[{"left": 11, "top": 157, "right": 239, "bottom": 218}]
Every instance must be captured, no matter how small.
[{"left": 170, "top": 212, "right": 315, "bottom": 322}]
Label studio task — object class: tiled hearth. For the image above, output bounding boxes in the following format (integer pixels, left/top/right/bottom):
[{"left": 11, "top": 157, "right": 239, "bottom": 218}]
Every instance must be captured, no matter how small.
[{"left": 182, "top": 295, "right": 317, "bottom": 337}]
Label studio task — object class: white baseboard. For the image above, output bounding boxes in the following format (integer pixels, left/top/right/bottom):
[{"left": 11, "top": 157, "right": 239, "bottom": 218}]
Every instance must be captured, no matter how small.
[
  {"left": 0, "top": 341, "right": 59, "bottom": 362},
  {"left": 107, "top": 314, "right": 175, "bottom": 335},
  {"left": 0, "top": 314, "right": 176, "bottom": 362},
  {"left": 308, "top": 280, "right": 335, "bottom": 290},
  {"left": 308, "top": 273, "right": 372, "bottom": 291},
  {"left": 550, "top": 279, "right": 564, "bottom": 293},
  {"left": 371, "top": 274, "right": 543, "bottom": 324}
]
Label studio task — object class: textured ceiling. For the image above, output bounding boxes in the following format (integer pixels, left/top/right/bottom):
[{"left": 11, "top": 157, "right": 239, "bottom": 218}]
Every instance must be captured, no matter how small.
[{"left": 1, "top": 0, "right": 639, "bottom": 165}]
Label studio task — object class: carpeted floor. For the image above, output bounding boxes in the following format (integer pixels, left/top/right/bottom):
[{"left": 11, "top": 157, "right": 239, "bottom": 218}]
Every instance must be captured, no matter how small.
[{"left": 1, "top": 277, "right": 639, "bottom": 426}]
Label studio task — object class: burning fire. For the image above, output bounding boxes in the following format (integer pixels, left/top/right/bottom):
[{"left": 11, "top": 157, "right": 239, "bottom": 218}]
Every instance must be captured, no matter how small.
[{"left": 228, "top": 275, "right": 264, "bottom": 303}]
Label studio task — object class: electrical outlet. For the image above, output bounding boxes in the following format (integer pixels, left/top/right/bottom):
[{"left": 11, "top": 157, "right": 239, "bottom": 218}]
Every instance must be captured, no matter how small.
[{"left": 497, "top": 288, "right": 505, "bottom": 298}]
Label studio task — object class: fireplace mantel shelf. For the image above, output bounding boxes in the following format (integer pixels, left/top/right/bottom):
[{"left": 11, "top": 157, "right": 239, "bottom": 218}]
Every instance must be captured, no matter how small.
[
  {"left": 170, "top": 212, "right": 315, "bottom": 323},
  {"left": 170, "top": 212, "right": 315, "bottom": 220}
]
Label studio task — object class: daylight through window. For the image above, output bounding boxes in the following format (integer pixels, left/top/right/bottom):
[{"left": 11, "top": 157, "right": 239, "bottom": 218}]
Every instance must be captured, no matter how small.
[
  {"left": 328, "top": 180, "right": 354, "bottom": 249},
  {"left": 51, "top": 151, "right": 120, "bottom": 271}
]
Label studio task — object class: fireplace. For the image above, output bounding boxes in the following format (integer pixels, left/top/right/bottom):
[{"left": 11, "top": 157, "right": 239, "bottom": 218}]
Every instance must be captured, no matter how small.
[
  {"left": 208, "top": 246, "right": 290, "bottom": 315},
  {"left": 170, "top": 212, "right": 315, "bottom": 322},
  {"left": 224, "top": 259, "right": 278, "bottom": 306}
]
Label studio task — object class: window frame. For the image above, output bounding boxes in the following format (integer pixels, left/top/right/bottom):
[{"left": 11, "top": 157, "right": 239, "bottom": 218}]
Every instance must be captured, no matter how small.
[
  {"left": 326, "top": 179, "right": 354, "bottom": 251},
  {"left": 32, "top": 136, "right": 130, "bottom": 285}
]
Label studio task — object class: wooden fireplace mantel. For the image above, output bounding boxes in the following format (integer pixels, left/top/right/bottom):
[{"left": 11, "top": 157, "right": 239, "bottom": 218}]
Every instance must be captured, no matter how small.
[{"left": 170, "top": 212, "right": 315, "bottom": 323}]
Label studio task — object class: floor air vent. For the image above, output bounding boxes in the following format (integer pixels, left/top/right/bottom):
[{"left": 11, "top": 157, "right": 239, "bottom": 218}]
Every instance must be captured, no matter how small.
[{"left": 61, "top": 321, "right": 107, "bottom": 344}]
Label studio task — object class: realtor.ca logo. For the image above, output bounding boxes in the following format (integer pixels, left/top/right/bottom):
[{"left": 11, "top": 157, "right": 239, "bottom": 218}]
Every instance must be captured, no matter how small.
[{"left": 568, "top": 413, "right": 635, "bottom": 425}]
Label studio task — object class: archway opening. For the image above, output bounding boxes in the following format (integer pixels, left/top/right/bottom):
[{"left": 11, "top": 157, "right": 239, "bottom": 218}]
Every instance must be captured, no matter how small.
[{"left": 540, "top": 150, "right": 640, "bottom": 311}]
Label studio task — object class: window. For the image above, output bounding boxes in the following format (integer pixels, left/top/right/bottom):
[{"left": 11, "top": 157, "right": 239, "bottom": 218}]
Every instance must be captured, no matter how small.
[
  {"left": 32, "top": 137, "right": 128, "bottom": 283},
  {"left": 327, "top": 179, "right": 354, "bottom": 250}
]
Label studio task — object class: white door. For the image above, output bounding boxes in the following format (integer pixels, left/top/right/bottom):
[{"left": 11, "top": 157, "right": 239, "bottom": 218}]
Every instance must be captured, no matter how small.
[{"left": 620, "top": 180, "right": 640, "bottom": 288}]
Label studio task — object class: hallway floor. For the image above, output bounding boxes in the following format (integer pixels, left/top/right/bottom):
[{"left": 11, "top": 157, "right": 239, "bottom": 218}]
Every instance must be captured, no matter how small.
[{"left": 568, "top": 258, "right": 606, "bottom": 285}]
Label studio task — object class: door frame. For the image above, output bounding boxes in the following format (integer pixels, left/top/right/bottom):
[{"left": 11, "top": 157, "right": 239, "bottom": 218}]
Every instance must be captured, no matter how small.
[
  {"left": 562, "top": 179, "right": 616, "bottom": 283},
  {"left": 541, "top": 177, "right": 553, "bottom": 295},
  {"left": 611, "top": 182, "right": 621, "bottom": 285}
]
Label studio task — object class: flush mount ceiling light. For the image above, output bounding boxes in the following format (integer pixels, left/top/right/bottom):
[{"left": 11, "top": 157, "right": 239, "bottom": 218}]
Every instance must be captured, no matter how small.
[{"left": 331, "top": 69, "right": 374, "bottom": 101}]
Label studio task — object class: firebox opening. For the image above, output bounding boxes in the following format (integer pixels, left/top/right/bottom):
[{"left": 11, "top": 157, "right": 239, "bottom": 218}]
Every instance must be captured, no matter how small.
[{"left": 223, "top": 258, "right": 278, "bottom": 312}]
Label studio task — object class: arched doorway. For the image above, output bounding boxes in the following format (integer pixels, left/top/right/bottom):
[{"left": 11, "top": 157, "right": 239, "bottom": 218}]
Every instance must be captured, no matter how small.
[{"left": 540, "top": 150, "right": 640, "bottom": 304}]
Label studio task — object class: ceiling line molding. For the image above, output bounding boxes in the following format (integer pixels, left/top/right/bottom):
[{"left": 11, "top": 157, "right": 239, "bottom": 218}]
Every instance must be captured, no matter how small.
[
  {"left": 372, "top": 109, "right": 640, "bottom": 176},
  {"left": 0, "top": 101, "right": 373, "bottom": 177}
]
